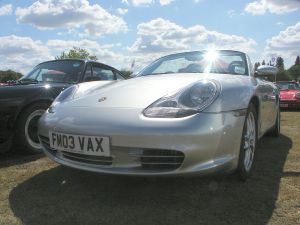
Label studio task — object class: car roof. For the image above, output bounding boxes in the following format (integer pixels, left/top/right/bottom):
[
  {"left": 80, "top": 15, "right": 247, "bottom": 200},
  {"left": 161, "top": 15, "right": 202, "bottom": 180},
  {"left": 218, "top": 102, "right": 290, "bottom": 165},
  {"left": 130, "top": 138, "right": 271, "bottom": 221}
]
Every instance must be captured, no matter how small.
[{"left": 35, "top": 59, "right": 121, "bottom": 71}]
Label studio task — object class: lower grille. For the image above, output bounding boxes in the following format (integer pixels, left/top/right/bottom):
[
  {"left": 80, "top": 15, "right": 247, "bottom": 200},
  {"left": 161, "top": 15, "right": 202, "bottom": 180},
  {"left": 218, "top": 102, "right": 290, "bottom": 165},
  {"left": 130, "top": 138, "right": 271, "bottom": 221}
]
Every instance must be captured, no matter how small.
[
  {"left": 61, "top": 151, "right": 113, "bottom": 166},
  {"left": 140, "top": 149, "right": 184, "bottom": 170}
]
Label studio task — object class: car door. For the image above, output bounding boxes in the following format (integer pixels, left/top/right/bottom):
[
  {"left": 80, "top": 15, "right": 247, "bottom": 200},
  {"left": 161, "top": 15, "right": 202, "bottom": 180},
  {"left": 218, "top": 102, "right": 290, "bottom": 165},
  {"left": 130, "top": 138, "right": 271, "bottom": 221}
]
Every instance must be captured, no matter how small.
[{"left": 256, "top": 77, "right": 277, "bottom": 135}]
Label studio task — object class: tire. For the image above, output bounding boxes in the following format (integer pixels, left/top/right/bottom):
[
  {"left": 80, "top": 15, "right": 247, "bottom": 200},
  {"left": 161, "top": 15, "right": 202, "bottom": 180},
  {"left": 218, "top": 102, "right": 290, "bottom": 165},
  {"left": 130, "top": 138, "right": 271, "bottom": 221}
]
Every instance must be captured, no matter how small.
[
  {"left": 236, "top": 103, "right": 257, "bottom": 181},
  {"left": 14, "top": 102, "right": 49, "bottom": 154},
  {"left": 268, "top": 108, "right": 280, "bottom": 137}
]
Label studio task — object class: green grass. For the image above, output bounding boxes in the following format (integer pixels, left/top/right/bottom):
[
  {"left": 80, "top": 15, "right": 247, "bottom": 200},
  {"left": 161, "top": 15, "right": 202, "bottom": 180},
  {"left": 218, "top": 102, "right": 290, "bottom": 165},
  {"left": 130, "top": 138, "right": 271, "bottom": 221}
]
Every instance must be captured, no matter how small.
[{"left": 0, "top": 111, "right": 299, "bottom": 225}]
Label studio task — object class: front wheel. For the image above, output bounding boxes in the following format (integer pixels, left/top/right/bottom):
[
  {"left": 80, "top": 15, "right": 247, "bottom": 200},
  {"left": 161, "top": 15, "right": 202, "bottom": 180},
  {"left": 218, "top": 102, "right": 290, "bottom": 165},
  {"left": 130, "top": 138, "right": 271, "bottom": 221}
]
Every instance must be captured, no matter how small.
[
  {"left": 236, "top": 103, "right": 257, "bottom": 181},
  {"left": 15, "top": 103, "right": 49, "bottom": 154}
]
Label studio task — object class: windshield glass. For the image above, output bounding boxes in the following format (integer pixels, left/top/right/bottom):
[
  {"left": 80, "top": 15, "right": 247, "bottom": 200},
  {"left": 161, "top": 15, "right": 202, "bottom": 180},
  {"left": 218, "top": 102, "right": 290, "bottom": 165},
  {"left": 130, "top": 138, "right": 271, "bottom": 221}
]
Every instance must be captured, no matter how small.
[
  {"left": 139, "top": 50, "right": 248, "bottom": 76},
  {"left": 22, "top": 60, "right": 84, "bottom": 83},
  {"left": 276, "top": 82, "right": 300, "bottom": 90}
]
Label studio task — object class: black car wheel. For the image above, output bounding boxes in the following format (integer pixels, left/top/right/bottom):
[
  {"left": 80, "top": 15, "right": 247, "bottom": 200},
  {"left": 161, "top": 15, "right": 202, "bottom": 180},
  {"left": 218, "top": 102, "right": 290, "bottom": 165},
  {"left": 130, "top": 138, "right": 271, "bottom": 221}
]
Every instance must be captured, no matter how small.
[
  {"left": 236, "top": 103, "right": 257, "bottom": 181},
  {"left": 15, "top": 102, "right": 49, "bottom": 154}
]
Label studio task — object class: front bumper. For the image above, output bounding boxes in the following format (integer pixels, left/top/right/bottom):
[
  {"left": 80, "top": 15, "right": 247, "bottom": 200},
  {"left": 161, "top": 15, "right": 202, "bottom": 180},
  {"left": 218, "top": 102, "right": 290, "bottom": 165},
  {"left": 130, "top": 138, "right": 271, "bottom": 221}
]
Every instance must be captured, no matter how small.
[
  {"left": 280, "top": 100, "right": 300, "bottom": 109},
  {"left": 38, "top": 107, "right": 245, "bottom": 176}
]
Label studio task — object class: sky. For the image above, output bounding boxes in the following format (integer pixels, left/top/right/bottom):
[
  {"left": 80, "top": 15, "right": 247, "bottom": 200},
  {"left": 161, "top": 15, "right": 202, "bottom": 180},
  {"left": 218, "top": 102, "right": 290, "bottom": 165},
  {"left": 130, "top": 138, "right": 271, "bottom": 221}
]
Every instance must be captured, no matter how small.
[{"left": 0, "top": 0, "right": 299, "bottom": 74}]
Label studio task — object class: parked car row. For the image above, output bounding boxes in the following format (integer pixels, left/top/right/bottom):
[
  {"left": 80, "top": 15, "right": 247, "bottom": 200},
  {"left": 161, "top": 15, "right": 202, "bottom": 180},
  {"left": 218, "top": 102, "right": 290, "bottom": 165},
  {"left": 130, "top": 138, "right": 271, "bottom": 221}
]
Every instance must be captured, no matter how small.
[{"left": 1, "top": 50, "right": 281, "bottom": 180}]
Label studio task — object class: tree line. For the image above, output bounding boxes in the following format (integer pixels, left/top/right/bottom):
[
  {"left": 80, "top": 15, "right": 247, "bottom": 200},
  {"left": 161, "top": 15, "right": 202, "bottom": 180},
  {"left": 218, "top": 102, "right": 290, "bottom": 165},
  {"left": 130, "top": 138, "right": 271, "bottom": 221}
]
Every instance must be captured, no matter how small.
[
  {"left": 0, "top": 70, "right": 23, "bottom": 83},
  {"left": 254, "top": 55, "right": 300, "bottom": 81}
]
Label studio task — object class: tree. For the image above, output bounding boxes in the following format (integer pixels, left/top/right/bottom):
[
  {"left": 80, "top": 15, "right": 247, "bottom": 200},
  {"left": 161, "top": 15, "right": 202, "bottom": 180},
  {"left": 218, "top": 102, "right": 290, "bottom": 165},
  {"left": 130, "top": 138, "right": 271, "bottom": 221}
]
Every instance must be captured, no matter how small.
[
  {"left": 276, "top": 70, "right": 291, "bottom": 81},
  {"left": 295, "top": 55, "right": 300, "bottom": 66},
  {"left": 276, "top": 57, "right": 284, "bottom": 71},
  {"left": 288, "top": 64, "right": 300, "bottom": 81},
  {"left": 120, "top": 70, "right": 132, "bottom": 79},
  {"left": 55, "top": 47, "right": 98, "bottom": 60},
  {"left": 0, "top": 70, "right": 23, "bottom": 82},
  {"left": 254, "top": 62, "right": 261, "bottom": 71},
  {"left": 262, "top": 60, "right": 266, "bottom": 65}
]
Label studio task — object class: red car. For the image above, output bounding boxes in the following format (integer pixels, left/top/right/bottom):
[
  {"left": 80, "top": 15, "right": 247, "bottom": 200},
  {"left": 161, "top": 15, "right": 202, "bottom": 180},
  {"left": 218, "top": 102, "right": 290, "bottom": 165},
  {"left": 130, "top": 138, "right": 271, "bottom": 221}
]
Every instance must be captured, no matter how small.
[{"left": 276, "top": 81, "right": 300, "bottom": 109}]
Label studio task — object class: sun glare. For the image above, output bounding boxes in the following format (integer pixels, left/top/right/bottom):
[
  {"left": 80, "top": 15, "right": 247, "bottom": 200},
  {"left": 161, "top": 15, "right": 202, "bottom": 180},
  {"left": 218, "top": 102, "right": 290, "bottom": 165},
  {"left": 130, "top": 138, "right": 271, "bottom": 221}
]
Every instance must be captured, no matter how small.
[{"left": 204, "top": 50, "right": 219, "bottom": 62}]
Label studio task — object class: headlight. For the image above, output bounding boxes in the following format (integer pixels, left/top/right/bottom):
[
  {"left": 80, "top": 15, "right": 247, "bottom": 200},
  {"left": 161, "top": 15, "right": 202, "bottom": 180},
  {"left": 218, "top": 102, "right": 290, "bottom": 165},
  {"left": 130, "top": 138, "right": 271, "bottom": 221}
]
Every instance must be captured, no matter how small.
[
  {"left": 295, "top": 92, "right": 300, "bottom": 99},
  {"left": 48, "top": 85, "right": 78, "bottom": 113},
  {"left": 143, "top": 80, "right": 220, "bottom": 118}
]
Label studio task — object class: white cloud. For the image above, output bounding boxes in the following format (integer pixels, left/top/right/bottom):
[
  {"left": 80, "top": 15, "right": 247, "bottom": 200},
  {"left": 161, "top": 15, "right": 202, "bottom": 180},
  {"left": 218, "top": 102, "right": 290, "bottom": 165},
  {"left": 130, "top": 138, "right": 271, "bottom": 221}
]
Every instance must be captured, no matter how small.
[
  {"left": 159, "top": 0, "right": 174, "bottom": 6},
  {"left": 0, "top": 35, "right": 51, "bottom": 73},
  {"left": 0, "top": 35, "right": 130, "bottom": 73},
  {"left": 245, "top": 0, "right": 300, "bottom": 15},
  {"left": 227, "top": 9, "right": 236, "bottom": 18},
  {"left": 124, "top": 0, "right": 173, "bottom": 7},
  {"left": 117, "top": 8, "right": 128, "bottom": 15},
  {"left": 128, "top": 18, "right": 257, "bottom": 72},
  {"left": 122, "top": 0, "right": 130, "bottom": 5},
  {"left": 131, "top": 0, "right": 153, "bottom": 6},
  {"left": 276, "top": 22, "right": 284, "bottom": 26},
  {"left": 0, "top": 4, "right": 12, "bottom": 16},
  {"left": 47, "top": 39, "right": 116, "bottom": 58},
  {"left": 129, "top": 18, "right": 256, "bottom": 54},
  {"left": 264, "top": 21, "right": 300, "bottom": 67},
  {"left": 15, "top": 0, "right": 128, "bottom": 37}
]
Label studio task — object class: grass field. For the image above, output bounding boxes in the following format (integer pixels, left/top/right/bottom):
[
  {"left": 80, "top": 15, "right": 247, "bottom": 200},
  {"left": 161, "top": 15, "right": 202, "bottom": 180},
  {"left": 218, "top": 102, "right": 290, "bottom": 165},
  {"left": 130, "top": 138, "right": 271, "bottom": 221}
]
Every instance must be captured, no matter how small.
[{"left": 0, "top": 111, "right": 299, "bottom": 225}]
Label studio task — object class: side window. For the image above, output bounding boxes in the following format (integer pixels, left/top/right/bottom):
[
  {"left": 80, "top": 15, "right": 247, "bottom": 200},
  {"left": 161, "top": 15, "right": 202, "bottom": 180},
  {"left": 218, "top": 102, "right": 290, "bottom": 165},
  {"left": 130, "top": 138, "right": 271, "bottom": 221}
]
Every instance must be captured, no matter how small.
[
  {"left": 93, "top": 66, "right": 114, "bottom": 80},
  {"left": 30, "top": 69, "right": 42, "bottom": 81},
  {"left": 116, "top": 72, "right": 125, "bottom": 80}
]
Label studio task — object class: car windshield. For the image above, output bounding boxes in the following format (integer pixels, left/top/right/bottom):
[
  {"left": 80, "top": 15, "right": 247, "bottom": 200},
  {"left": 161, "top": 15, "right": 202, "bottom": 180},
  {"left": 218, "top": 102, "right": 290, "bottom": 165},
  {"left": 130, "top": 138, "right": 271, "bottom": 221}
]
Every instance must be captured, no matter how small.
[
  {"left": 21, "top": 60, "right": 84, "bottom": 83},
  {"left": 276, "top": 82, "right": 300, "bottom": 90},
  {"left": 139, "top": 50, "right": 248, "bottom": 76}
]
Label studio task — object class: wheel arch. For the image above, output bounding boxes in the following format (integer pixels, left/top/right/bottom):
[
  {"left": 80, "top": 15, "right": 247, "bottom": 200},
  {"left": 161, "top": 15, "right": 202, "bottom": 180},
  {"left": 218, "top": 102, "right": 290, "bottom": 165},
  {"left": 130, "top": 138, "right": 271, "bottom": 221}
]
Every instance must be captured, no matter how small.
[
  {"left": 13, "top": 99, "right": 53, "bottom": 129},
  {"left": 249, "top": 96, "right": 260, "bottom": 135}
]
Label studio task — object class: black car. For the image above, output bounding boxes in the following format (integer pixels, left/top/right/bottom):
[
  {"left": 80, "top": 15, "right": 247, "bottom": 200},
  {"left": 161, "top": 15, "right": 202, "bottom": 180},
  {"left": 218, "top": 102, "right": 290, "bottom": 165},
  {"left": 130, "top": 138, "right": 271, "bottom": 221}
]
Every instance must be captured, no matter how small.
[{"left": 0, "top": 59, "right": 125, "bottom": 154}]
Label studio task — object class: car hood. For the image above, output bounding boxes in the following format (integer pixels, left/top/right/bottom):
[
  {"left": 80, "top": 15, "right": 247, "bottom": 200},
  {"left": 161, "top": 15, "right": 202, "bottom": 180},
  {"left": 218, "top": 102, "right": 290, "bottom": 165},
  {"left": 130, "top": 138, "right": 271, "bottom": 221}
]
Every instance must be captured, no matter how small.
[
  {"left": 65, "top": 73, "right": 253, "bottom": 112},
  {"left": 0, "top": 82, "right": 70, "bottom": 100}
]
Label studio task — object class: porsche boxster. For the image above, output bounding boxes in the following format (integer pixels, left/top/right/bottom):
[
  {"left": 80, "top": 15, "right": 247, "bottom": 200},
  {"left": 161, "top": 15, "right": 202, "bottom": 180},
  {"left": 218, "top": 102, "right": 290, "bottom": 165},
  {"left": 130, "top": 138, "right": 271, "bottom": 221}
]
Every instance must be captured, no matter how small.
[{"left": 38, "top": 50, "right": 280, "bottom": 180}]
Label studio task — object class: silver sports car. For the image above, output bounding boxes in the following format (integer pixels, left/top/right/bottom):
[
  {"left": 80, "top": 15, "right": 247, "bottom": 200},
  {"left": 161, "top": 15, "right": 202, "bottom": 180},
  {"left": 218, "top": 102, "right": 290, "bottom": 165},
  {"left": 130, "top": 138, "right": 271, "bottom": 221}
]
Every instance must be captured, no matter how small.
[{"left": 38, "top": 50, "right": 280, "bottom": 180}]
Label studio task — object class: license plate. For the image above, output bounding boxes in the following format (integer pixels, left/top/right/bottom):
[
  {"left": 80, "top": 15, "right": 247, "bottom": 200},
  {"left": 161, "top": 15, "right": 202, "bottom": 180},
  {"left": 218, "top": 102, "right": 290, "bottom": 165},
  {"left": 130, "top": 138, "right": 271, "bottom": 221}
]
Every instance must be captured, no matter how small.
[
  {"left": 49, "top": 132, "right": 110, "bottom": 156},
  {"left": 280, "top": 103, "right": 288, "bottom": 108}
]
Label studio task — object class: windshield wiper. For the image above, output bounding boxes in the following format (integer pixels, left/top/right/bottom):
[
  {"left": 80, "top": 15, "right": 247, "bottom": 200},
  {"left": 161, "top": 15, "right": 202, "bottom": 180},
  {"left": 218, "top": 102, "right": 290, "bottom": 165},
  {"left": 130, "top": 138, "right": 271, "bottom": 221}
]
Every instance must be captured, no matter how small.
[{"left": 18, "top": 78, "right": 39, "bottom": 84}]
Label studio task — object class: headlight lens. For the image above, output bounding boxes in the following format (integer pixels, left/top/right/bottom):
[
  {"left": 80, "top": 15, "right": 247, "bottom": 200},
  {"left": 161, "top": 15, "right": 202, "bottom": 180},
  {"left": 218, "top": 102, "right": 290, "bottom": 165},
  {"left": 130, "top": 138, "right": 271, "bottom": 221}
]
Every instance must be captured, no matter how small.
[
  {"left": 48, "top": 85, "right": 78, "bottom": 113},
  {"left": 295, "top": 92, "right": 300, "bottom": 99},
  {"left": 143, "top": 80, "right": 220, "bottom": 118}
]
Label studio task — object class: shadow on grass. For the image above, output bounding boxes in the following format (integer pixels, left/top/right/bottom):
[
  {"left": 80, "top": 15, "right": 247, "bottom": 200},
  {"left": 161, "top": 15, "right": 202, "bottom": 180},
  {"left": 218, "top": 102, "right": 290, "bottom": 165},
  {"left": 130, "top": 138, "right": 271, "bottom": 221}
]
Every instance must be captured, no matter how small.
[
  {"left": 9, "top": 134, "right": 292, "bottom": 225},
  {"left": 0, "top": 150, "right": 44, "bottom": 169}
]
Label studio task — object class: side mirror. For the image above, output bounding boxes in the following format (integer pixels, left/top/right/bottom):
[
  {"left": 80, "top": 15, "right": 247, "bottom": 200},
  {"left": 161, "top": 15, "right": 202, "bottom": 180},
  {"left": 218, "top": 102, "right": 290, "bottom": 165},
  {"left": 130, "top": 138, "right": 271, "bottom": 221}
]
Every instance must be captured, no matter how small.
[{"left": 255, "top": 65, "right": 277, "bottom": 77}]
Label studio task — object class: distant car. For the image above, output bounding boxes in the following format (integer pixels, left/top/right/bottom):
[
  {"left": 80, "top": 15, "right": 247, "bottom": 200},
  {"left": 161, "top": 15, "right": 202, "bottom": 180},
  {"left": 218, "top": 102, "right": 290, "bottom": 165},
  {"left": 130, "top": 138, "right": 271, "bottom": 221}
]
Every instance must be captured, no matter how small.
[
  {"left": 0, "top": 59, "right": 125, "bottom": 154},
  {"left": 39, "top": 50, "right": 280, "bottom": 180},
  {"left": 276, "top": 81, "right": 300, "bottom": 109}
]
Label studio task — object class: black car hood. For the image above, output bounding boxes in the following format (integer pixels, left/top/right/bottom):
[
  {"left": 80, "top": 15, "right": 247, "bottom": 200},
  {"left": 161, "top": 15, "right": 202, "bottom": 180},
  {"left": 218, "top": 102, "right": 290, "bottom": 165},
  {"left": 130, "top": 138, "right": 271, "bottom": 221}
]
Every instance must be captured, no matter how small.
[{"left": 0, "top": 83, "right": 71, "bottom": 101}]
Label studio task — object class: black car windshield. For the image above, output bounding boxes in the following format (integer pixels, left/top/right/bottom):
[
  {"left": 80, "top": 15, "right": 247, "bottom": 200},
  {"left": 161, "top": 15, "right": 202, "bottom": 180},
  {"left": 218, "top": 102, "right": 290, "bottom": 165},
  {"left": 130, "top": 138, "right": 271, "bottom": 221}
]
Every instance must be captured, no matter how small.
[
  {"left": 21, "top": 60, "right": 84, "bottom": 83},
  {"left": 139, "top": 50, "right": 248, "bottom": 76},
  {"left": 276, "top": 82, "right": 300, "bottom": 90}
]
